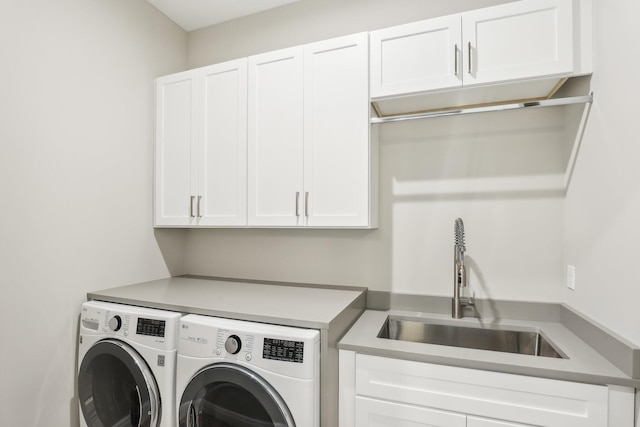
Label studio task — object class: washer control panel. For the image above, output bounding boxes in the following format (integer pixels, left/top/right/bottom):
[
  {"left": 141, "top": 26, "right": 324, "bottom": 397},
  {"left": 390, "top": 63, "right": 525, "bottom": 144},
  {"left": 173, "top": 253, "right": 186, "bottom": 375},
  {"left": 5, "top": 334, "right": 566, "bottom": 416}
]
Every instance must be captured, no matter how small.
[
  {"left": 80, "top": 300, "right": 181, "bottom": 350},
  {"left": 179, "top": 314, "right": 319, "bottom": 379}
]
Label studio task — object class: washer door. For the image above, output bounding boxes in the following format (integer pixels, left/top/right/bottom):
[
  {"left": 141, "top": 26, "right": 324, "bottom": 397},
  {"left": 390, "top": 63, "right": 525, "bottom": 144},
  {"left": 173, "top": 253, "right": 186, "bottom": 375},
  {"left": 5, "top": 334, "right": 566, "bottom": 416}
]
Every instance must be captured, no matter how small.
[
  {"left": 78, "top": 339, "right": 160, "bottom": 427},
  {"left": 179, "top": 363, "right": 295, "bottom": 427}
]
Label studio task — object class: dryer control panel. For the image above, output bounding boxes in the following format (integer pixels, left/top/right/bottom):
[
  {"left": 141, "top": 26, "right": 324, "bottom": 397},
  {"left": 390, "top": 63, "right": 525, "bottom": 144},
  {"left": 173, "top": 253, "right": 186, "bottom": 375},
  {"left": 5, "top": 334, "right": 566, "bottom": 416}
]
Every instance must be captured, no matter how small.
[{"left": 179, "top": 314, "right": 319, "bottom": 380}]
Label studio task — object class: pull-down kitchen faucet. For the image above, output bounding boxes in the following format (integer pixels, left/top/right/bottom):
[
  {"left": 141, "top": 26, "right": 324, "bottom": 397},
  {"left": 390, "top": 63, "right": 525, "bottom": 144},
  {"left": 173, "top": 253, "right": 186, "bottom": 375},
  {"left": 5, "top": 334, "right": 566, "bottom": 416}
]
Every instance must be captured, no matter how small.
[{"left": 452, "top": 218, "right": 474, "bottom": 318}]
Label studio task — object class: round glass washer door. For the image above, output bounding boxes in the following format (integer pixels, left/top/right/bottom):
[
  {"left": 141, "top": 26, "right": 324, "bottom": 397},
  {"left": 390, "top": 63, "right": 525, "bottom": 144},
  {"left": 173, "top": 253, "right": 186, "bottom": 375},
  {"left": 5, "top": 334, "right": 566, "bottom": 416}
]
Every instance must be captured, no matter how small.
[
  {"left": 78, "top": 339, "right": 160, "bottom": 427},
  {"left": 178, "top": 363, "right": 295, "bottom": 427}
]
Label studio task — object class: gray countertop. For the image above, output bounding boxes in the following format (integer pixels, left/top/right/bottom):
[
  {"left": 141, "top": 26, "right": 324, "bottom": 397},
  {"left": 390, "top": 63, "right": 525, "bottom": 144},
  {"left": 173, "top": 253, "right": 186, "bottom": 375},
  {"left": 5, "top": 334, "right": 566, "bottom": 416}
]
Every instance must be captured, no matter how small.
[
  {"left": 88, "top": 276, "right": 365, "bottom": 330},
  {"left": 339, "top": 309, "right": 640, "bottom": 388}
]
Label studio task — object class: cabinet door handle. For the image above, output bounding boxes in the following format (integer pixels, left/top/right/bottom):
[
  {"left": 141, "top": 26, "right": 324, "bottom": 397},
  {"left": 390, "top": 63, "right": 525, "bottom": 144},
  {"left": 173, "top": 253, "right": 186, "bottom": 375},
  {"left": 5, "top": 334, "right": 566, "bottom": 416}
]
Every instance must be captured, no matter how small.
[
  {"left": 197, "top": 195, "right": 202, "bottom": 218},
  {"left": 454, "top": 44, "right": 458, "bottom": 76},
  {"left": 468, "top": 41, "right": 472, "bottom": 74},
  {"left": 190, "top": 196, "right": 195, "bottom": 218},
  {"left": 304, "top": 192, "right": 309, "bottom": 217},
  {"left": 295, "top": 192, "right": 300, "bottom": 217}
]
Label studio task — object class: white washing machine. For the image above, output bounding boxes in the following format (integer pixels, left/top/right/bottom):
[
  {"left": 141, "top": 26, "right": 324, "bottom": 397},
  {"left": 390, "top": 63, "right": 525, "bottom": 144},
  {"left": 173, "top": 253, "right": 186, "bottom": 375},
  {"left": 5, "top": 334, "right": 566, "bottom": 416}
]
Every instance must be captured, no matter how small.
[
  {"left": 77, "top": 300, "right": 182, "bottom": 427},
  {"left": 176, "top": 314, "right": 320, "bottom": 427}
]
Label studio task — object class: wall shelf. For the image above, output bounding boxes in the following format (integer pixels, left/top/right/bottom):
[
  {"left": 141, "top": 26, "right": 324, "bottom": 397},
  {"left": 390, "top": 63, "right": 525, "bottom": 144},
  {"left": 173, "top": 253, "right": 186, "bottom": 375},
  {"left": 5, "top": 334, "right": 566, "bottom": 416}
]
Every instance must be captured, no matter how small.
[{"left": 370, "top": 93, "right": 593, "bottom": 124}]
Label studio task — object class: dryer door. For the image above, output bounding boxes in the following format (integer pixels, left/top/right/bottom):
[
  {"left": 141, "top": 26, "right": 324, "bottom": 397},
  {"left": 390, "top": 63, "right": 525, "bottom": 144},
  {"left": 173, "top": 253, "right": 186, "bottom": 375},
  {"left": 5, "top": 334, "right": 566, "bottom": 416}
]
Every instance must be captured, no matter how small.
[
  {"left": 179, "top": 363, "right": 295, "bottom": 427},
  {"left": 78, "top": 339, "right": 160, "bottom": 427}
]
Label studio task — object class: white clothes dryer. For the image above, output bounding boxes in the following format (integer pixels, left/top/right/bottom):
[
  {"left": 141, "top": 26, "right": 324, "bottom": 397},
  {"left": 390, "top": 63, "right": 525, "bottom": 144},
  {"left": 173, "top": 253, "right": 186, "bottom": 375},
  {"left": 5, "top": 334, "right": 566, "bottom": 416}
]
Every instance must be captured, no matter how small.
[
  {"left": 176, "top": 314, "right": 320, "bottom": 427},
  {"left": 77, "top": 300, "right": 182, "bottom": 427}
]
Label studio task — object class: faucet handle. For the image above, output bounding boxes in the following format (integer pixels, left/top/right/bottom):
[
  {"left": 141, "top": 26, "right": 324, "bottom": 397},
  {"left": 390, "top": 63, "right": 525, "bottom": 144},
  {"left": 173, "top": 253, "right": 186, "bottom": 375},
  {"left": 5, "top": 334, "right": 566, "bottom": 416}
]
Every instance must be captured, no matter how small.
[{"left": 460, "top": 292, "right": 475, "bottom": 307}]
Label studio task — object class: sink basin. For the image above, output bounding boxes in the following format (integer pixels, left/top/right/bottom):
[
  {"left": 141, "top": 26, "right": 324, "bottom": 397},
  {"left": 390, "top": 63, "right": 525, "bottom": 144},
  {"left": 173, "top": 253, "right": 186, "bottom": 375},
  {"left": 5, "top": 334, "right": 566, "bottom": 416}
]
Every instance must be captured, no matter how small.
[{"left": 378, "top": 316, "right": 565, "bottom": 359}]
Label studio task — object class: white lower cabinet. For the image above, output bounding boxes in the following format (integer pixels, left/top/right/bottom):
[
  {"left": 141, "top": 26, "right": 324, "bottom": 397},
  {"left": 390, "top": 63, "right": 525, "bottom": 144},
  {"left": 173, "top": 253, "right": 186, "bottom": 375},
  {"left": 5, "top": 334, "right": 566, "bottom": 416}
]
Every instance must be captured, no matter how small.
[
  {"left": 466, "top": 416, "right": 528, "bottom": 427},
  {"left": 356, "top": 396, "right": 466, "bottom": 427},
  {"left": 339, "top": 351, "right": 628, "bottom": 427}
]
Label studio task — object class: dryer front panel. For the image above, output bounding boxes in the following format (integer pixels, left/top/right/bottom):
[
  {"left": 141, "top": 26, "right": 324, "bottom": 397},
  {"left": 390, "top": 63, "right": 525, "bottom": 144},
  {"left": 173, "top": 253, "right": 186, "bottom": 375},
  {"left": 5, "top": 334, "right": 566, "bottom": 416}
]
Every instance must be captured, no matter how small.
[
  {"left": 178, "top": 363, "right": 294, "bottom": 427},
  {"left": 78, "top": 339, "right": 160, "bottom": 427}
]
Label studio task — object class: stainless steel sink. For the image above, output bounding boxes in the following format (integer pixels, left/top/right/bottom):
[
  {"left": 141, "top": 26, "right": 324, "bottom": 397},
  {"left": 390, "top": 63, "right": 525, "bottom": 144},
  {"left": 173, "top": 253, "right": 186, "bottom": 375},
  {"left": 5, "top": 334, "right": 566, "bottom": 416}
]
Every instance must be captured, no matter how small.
[{"left": 378, "top": 316, "right": 565, "bottom": 358}]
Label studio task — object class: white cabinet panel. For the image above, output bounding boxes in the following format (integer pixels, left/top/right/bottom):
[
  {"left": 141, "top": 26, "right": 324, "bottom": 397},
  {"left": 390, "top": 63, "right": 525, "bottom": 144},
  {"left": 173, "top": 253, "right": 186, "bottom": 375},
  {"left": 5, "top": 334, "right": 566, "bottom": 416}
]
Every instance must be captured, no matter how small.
[
  {"left": 355, "top": 354, "right": 608, "bottom": 427},
  {"left": 248, "top": 46, "right": 304, "bottom": 226},
  {"left": 356, "top": 396, "right": 466, "bottom": 427},
  {"left": 467, "top": 416, "right": 528, "bottom": 427},
  {"left": 198, "top": 59, "right": 247, "bottom": 226},
  {"left": 370, "top": 0, "right": 579, "bottom": 111},
  {"left": 304, "top": 33, "right": 371, "bottom": 227},
  {"left": 463, "top": 0, "right": 573, "bottom": 86},
  {"left": 370, "top": 15, "right": 462, "bottom": 98},
  {"left": 155, "top": 70, "right": 198, "bottom": 226},
  {"left": 155, "top": 60, "right": 248, "bottom": 227}
]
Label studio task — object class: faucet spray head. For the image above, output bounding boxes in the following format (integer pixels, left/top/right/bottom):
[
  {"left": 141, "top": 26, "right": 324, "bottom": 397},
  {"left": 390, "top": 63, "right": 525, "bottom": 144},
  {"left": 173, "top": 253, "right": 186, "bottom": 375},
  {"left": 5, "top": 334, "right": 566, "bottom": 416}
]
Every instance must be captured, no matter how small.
[{"left": 454, "top": 218, "right": 465, "bottom": 250}]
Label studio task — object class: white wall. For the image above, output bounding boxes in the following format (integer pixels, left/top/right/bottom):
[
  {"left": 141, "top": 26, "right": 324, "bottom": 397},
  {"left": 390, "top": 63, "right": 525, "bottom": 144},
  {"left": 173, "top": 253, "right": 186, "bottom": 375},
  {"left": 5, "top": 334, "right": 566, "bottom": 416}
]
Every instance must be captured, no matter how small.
[
  {"left": 187, "top": 0, "right": 511, "bottom": 68},
  {"left": 565, "top": 0, "right": 640, "bottom": 346},
  {"left": 0, "top": 1, "right": 187, "bottom": 426},
  {"left": 184, "top": 0, "right": 570, "bottom": 303}
]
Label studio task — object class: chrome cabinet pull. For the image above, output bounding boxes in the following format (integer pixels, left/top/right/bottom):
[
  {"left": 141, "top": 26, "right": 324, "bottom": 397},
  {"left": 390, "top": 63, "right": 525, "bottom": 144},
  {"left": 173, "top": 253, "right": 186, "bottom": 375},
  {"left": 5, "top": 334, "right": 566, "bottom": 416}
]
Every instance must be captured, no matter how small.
[
  {"left": 197, "top": 195, "right": 202, "bottom": 218},
  {"left": 468, "top": 41, "right": 472, "bottom": 74},
  {"left": 295, "top": 192, "right": 300, "bottom": 217},
  {"left": 190, "top": 196, "right": 195, "bottom": 218},
  {"left": 454, "top": 44, "right": 458, "bottom": 76},
  {"left": 304, "top": 192, "right": 309, "bottom": 217}
]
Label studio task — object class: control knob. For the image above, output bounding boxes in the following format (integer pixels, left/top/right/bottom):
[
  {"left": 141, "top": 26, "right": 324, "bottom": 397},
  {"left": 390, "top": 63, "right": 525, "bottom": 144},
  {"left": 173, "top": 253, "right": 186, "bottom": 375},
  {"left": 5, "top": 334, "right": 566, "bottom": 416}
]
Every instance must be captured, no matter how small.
[
  {"left": 108, "top": 315, "right": 122, "bottom": 332},
  {"left": 224, "top": 335, "right": 242, "bottom": 354}
]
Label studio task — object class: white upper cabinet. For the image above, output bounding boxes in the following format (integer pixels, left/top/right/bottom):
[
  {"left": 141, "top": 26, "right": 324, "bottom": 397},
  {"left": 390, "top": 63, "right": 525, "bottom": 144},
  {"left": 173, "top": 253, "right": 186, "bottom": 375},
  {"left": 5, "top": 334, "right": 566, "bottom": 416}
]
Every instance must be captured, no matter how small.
[
  {"left": 370, "top": 0, "right": 587, "bottom": 114},
  {"left": 370, "top": 14, "right": 462, "bottom": 98},
  {"left": 198, "top": 59, "right": 248, "bottom": 226},
  {"left": 462, "top": 0, "right": 573, "bottom": 87},
  {"left": 248, "top": 33, "right": 375, "bottom": 228},
  {"left": 155, "top": 59, "right": 248, "bottom": 227},
  {"left": 304, "top": 33, "right": 371, "bottom": 227},
  {"left": 247, "top": 46, "right": 304, "bottom": 227},
  {"left": 155, "top": 70, "right": 198, "bottom": 227}
]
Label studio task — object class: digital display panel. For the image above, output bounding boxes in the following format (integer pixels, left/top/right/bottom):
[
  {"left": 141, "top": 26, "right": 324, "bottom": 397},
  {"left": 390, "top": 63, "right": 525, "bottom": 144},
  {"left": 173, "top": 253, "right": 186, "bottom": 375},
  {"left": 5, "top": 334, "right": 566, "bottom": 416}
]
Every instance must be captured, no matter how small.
[
  {"left": 136, "top": 318, "right": 166, "bottom": 337},
  {"left": 263, "top": 338, "right": 304, "bottom": 363}
]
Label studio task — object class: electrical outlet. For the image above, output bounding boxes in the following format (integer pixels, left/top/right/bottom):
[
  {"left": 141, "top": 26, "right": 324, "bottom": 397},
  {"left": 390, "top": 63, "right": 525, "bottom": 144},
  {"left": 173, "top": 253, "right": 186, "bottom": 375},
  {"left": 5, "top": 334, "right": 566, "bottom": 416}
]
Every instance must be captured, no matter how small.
[{"left": 567, "top": 265, "right": 576, "bottom": 290}]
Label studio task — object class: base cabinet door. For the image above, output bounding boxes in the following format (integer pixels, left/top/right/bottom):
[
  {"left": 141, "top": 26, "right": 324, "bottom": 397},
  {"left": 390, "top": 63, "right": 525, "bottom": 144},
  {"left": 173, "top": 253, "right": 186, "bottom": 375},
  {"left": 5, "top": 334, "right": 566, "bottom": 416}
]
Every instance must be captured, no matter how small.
[
  {"left": 355, "top": 396, "right": 466, "bottom": 427},
  {"left": 345, "top": 353, "right": 609, "bottom": 427},
  {"left": 466, "top": 416, "right": 528, "bottom": 427}
]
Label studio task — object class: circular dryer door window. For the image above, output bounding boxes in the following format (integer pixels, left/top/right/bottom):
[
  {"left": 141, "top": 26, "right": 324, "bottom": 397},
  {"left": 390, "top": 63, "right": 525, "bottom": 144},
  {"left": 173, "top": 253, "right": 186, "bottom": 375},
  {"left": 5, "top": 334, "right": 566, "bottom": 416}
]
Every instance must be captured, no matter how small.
[
  {"left": 179, "top": 363, "right": 295, "bottom": 427},
  {"left": 78, "top": 339, "right": 160, "bottom": 427}
]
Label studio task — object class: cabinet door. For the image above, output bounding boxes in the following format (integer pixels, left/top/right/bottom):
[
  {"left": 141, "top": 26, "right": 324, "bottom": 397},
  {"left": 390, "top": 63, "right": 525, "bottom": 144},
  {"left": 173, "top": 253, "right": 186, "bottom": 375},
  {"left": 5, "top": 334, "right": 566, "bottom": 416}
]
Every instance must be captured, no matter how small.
[
  {"left": 462, "top": 0, "right": 573, "bottom": 86},
  {"left": 155, "top": 70, "right": 198, "bottom": 227},
  {"left": 370, "top": 14, "right": 462, "bottom": 99},
  {"left": 197, "top": 59, "right": 248, "bottom": 226},
  {"left": 467, "top": 416, "right": 528, "bottom": 427},
  {"left": 248, "top": 47, "right": 304, "bottom": 226},
  {"left": 355, "top": 396, "right": 466, "bottom": 427},
  {"left": 303, "top": 33, "right": 370, "bottom": 227}
]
